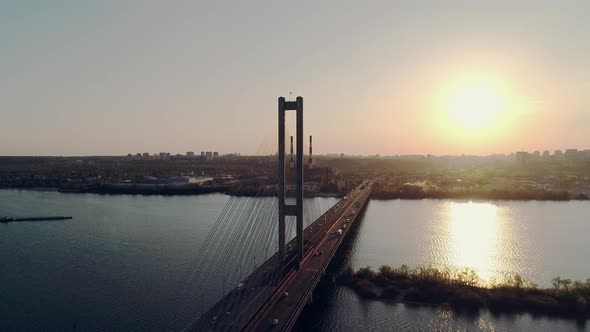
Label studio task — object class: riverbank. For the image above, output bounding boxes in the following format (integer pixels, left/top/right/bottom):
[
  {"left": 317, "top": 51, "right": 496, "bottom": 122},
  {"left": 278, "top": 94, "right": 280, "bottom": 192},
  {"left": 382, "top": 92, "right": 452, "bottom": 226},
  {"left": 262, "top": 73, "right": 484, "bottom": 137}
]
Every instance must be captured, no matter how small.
[
  {"left": 337, "top": 265, "right": 590, "bottom": 320},
  {"left": 371, "top": 189, "right": 589, "bottom": 201},
  {"left": 3, "top": 185, "right": 589, "bottom": 201},
  {"left": 0, "top": 186, "right": 59, "bottom": 191},
  {"left": 0, "top": 185, "right": 342, "bottom": 198}
]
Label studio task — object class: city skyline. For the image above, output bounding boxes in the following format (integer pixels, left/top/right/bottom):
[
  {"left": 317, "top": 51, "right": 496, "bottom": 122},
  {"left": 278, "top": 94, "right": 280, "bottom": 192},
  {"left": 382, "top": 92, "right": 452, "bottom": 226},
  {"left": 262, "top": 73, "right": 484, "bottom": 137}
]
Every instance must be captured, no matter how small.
[{"left": 1, "top": 1, "right": 589, "bottom": 156}]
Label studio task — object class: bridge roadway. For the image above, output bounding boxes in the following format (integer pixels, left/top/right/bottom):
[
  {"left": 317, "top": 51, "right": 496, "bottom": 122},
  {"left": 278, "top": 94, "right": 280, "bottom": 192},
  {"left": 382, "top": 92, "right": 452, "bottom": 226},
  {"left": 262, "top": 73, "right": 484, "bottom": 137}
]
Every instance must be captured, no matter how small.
[{"left": 187, "top": 181, "right": 372, "bottom": 332}]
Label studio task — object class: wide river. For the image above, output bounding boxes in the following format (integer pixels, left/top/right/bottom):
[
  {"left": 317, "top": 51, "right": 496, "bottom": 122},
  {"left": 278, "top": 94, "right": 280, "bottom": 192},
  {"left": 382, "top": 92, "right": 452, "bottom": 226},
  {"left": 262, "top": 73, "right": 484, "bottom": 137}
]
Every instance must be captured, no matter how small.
[{"left": 1, "top": 189, "right": 589, "bottom": 331}]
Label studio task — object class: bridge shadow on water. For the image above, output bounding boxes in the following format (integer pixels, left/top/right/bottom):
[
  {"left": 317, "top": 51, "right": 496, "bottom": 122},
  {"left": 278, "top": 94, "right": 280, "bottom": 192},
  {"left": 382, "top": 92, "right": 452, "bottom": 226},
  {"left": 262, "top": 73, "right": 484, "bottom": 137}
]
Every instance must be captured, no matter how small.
[{"left": 293, "top": 200, "right": 371, "bottom": 331}]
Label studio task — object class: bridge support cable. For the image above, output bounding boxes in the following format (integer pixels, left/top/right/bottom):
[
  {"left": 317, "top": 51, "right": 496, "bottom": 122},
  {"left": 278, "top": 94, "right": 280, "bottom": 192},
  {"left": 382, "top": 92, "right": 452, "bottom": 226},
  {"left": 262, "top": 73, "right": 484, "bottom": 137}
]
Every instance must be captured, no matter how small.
[
  {"left": 107, "top": 194, "right": 269, "bottom": 330},
  {"left": 187, "top": 197, "right": 259, "bottom": 286},
  {"left": 183, "top": 193, "right": 289, "bottom": 326},
  {"left": 227, "top": 199, "right": 267, "bottom": 282},
  {"left": 225, "top": 198, "right": 274, "bottom": 286},
  {"left": 180, "top": 196, "right": 237, "bottom": 284}
]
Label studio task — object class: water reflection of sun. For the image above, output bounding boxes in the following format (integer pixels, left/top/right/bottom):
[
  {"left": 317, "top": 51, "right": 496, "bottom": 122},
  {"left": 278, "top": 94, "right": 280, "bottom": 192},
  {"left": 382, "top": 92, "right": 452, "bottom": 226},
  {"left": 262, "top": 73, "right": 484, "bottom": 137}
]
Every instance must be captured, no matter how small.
[{"left": 448, "top": 201, "right": 500, "bottom": 283}]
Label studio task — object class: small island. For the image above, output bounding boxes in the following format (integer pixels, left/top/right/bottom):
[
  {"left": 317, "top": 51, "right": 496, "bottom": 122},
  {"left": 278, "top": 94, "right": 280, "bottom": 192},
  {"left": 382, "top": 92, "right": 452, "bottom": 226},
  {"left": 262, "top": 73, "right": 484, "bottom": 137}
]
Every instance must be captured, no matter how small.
[{"left": 337, "top": 265, "right": 590, "bottom": 320}]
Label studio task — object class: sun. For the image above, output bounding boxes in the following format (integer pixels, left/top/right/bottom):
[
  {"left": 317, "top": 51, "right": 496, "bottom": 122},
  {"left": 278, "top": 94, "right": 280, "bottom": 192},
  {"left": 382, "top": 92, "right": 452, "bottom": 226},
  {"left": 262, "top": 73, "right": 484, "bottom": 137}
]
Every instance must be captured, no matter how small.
[
  {"left": 424, "top": 65, "right": 540, "bottom": 152},
  {"left": 427, "top": 71, "right": 518, "bottom": 148},
  {"left": 446, "top": 78, "right": 508, "bottom": 130},
  {"left": 448, "top": 83, "right": 505, "bottom": 129}
]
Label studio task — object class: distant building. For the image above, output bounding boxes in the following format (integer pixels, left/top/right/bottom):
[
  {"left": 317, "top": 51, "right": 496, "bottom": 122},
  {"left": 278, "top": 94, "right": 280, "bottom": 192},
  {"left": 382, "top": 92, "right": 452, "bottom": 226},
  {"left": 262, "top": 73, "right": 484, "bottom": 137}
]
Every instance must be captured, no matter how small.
[
  {"left": 542, "top": 150, "right": 550, "bottom": 158},
  {"left": 303, "top": 182, "right": 320, "bottom": 192},
  {"left": 190, "top": 176, "right": 214, "bottom": 184},
  {"left": 554, "top": 150, "right": 563, "bottom": 159},
  {"left": 565, "top": 149, "right": 578, "bottom": 162},
  {"left": 533, "top": 151, "right": 541, "bottom": 159},
  {"left": 200, "top": 151, "right": 205, "bottom": 157},
  {"left": 213, "top": 152, "right": 219, "bottom": 158},
  {"left": 186, "top": 151, "right": 195, "bottom": 158},
  {"left": 142, "top": 152, "right": 150, "bottom": 159},
  {"left": 157, "top": 152, "right": 170, "bottom": 160},
  {"left": 516, "top": 151, "right": 529, "bottom": 166},
  {"left": 206, "top": 151, "right": 213, "bottom": 160},
  {"left": 287, "top": 182, "right": 320, "bottom": 193}
]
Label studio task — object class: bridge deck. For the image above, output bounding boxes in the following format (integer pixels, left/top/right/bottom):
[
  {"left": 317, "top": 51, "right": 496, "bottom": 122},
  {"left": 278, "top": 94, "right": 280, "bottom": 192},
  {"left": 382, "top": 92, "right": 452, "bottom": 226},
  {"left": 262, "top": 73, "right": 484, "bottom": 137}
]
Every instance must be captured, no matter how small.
[
  {"left": 187, "top": 182, "right": 372, "bottom": 332},
  {"left": 244, "top": 182, "right": 372, "bottom": 331}
]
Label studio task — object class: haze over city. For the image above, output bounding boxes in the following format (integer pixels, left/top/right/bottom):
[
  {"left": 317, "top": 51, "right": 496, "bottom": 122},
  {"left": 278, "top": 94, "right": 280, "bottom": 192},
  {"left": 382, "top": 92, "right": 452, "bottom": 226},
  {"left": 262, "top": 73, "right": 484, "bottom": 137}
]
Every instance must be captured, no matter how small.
[{"left": 2, "top": 1, "right": 589, "bottom": 156}]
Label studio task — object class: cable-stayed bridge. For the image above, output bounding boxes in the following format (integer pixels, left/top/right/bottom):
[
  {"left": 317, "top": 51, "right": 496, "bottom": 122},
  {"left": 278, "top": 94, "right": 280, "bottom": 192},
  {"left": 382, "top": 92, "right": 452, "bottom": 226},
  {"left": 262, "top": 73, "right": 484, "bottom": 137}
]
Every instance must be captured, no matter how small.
[{"left": 184, "top": 97, "right": 373, "bottom": 331}]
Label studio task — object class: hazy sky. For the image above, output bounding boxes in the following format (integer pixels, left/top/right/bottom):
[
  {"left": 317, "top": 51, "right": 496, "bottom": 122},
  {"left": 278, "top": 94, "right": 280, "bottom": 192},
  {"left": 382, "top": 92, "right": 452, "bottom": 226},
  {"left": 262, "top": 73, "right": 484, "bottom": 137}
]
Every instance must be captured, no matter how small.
[{"left": 1, "top": 1, "right": 588, "bottom": 156}]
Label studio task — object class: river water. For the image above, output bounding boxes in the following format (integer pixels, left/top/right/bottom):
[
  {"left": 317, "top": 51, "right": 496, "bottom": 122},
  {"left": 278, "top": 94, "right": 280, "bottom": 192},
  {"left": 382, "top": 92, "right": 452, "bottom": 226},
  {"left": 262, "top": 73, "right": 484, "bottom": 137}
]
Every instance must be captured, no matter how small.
[{"left": 0, "top": 189, "right": 588, "bottom": 331}]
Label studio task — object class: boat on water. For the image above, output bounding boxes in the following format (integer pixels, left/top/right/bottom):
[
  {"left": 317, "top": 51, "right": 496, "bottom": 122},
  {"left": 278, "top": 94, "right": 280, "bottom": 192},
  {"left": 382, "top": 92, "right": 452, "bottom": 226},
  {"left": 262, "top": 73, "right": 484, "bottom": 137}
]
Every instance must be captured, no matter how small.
[{"left": 1, "top": 216, "right": 72, "bottom": 223}]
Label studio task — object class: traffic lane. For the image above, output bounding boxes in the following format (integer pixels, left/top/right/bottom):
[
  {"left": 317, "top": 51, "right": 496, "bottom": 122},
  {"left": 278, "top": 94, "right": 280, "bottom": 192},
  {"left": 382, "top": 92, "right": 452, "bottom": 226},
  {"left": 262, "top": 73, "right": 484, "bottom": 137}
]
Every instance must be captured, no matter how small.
[
  {"left": 253, "top": 189, "right": 371, "bottom": 330},
  {"left": 257, "top": 268, "right": 318, "bottom": 331},
  {"left": 191, "top": 257, "right": 283, "bottom": 331}
]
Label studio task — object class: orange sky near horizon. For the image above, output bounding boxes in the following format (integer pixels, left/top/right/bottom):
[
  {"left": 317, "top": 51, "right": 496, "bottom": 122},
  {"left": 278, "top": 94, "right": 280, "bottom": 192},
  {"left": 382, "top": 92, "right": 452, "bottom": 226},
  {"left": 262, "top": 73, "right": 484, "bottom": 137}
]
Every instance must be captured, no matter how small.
[{"left": 354, "top": 48, "right": 580, "bottom": 156}]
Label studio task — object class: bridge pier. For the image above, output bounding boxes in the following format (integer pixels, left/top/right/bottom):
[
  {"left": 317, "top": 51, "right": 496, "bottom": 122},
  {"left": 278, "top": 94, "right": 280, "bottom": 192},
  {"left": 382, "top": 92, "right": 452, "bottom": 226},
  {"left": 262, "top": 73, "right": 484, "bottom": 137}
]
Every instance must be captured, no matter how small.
[
  {"left": 278, "top": 99, "right": 286, "bottom": 263},
  {"left": 295, "top": 97, "right": 304, "bottom": 265},
  {"left": 278, "top": 96, "right": 304, "bottom": 266}
]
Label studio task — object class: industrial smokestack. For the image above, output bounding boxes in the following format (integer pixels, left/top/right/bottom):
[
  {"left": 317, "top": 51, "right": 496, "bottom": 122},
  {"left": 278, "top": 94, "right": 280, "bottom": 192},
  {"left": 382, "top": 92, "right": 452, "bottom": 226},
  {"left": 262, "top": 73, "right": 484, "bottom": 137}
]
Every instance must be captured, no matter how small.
[
  {"left": 309, "top": 135, "right": 313, "bottom": 168},
  {"left": 290, "top": 135, "right": 294, "bottom": 168}
]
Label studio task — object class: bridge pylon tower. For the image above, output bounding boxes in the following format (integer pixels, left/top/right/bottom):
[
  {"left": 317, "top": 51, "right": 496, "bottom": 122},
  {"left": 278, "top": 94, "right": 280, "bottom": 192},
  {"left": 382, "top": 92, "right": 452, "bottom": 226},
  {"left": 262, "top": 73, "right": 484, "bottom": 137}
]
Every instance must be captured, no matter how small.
[{"left": 278, "top": 96, "right": 304, "bottom": 267}]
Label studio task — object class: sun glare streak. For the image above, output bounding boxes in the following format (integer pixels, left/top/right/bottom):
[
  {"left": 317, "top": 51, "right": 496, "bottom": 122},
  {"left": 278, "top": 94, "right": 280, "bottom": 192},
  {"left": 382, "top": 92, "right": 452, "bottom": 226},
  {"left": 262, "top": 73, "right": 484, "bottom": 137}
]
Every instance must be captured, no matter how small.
[{"left": 448, "top": 201, "right": 499, "bottom": 283}]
